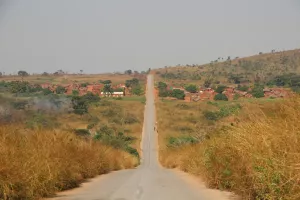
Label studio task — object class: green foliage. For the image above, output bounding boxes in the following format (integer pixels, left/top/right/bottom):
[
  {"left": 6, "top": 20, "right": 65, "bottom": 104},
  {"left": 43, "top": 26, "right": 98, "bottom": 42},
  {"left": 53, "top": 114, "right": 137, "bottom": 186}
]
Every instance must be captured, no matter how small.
[
  {"left": 17, "top": 70, "right": 29, "bottom": 77},
  {"left": 203, "top": 104, "right": 241, "bottom": 121},
  {"left": 55, "top": 86, "right": 66, "bottom": 94},
  {"left": 172, "top": 89, "right": 185, "bottom": 100},
  {"left": 94, "top": 126, "right": 139, "bottom": 157},
  {"left": 125, "top": 78, "right": 139, "bottom": 88},
  {"left": 102, "top": 84, "right": 113, "bottom": 94},
  {"left": 251, "top": 84, "right": 265, "bottom": 98},
  {"left": 72, "top": 90, "right": 79, "bottom": 96},
  {"left": 214, "top": 93, "right": 228, "bottom": 101},
  {"left": 185, "top": 84, "right": 198, "bottom": 93},
  {"left": 80, "top": 83, "right": 89, "bottom": 87},
  {"left": 167, "top": 136, "right": 199, "bottom": 148},
  {"left": 215, "top": 85, "right": 227, "bottom": 94},
  {"left": 204, "top": 78, "right": 213, "bottom": 88},
  {"left": 100, "top": 80, "right": 112, "bottom": 84},
  {"left": 132, "top": 85, "right": 143, "bottom": 96},
  {"left": 233, "top": 94, "right": 240, "bottom": 100},
  {"left": 237, "top": 85, "right": 249, "bottom": 92},
  {"left": 43, "top": 88, "right": 53, "bottom": 95},
  {"left": 157, "top": 82, "right": 167, "bottom": 90},
  {"left": 71, "top": 96, "right": 89, "bottom": 115},
  {"left": 124, "top": 113, "right": 139, "bottom": 124}
]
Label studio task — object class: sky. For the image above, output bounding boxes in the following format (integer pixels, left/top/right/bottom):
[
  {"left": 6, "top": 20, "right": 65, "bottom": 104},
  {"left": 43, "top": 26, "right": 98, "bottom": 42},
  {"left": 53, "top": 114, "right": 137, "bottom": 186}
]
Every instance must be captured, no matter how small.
[{"left": 0, "top": 0, "right": 299, "bottom": 74}]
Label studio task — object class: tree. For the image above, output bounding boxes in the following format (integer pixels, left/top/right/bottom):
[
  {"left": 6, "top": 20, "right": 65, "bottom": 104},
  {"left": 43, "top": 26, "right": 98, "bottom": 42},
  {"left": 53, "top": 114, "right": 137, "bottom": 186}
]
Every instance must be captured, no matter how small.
[
  {"left": 103, "top": 84, "right": 113, "bottom": 94},
  {"left": 185, "top": 84, "right": 198, "bottom": 93},
  {"left": 125, "top": 78, "right": 139, "bottom": 88},
  {"left": 132, "top": 85, "right": 143, "bottom": 96},
  {"left": 125, "top": 70, "right": 132, "bottom": 75},
  {"left": 0, "top": 72, "right": 3, "bottom": 77},
  {"left": 204, "top": 78, "right": 212, "bottom": 88},
  {"left": 42, "top": 72, "right": 49, "bottom": 76},
  {"left": 251, "top": 84, "right": 264, "bottom": 98},
  {"left": 214, "top": 93, "right": 228, "bottom": 101},
  {"left": 71, "top": 96, "right": 88, "bottom": 115},
  {"left": 172, "top": 89, "right": 185, "bottom": 100},
  {"left": 215, "top": 85, "right": 227, "bottom": 94},
  {"left": 101, "top": 80, "right": 112, "bottom": 84},
  {"left": 157, "top": 82, "right": 167, "bottom": 90},
  {"left": 55, "top": 86, "right": 66, "bottom": 94},
  {"left": 18, "top": 70, "right": 29, "bottom": 77},
  {"left": 80, "top": 70, "right": 83, "bottom": 75}
]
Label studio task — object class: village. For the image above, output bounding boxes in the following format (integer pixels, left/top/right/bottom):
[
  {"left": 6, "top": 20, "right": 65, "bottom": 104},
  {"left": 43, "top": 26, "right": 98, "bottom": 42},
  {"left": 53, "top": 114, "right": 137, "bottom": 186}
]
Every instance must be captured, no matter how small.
[
  {"left": 155, "top": 82, "right": 293, "bottom": 102},
  {"left": 40, "top": 82, "right": 128, "bottom": 97}
]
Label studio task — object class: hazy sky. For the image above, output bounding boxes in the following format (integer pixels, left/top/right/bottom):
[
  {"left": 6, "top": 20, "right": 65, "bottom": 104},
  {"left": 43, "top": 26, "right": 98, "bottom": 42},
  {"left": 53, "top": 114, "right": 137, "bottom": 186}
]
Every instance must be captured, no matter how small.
[{"left": 0, "top": 0, "right": 299, "bottom": 74}]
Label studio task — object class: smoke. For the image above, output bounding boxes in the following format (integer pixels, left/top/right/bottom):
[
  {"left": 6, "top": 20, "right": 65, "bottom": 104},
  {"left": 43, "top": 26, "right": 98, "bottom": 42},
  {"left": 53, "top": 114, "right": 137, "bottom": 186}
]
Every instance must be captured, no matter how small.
[{"left": 29, "top": 96, "right": 73, "bottom": 113}]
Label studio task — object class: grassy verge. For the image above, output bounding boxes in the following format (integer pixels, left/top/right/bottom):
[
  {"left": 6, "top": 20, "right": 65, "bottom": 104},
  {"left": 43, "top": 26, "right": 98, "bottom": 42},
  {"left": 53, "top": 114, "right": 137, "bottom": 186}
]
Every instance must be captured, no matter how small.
[
  {"left": 157, "top": 98, "right": 300, "bottom": 199},
  {"left": 0, "top": 125, "right": 136, "bottom": 199},
  {"left": 0, "top": 94, "right": 145, "bottom": 199}
]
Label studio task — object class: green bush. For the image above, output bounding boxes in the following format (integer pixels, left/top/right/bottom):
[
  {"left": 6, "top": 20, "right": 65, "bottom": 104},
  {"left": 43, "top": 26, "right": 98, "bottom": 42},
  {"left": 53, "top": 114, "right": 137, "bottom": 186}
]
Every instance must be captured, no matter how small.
[
  {"left": 167, "top": 136, "right": 198, "bottom": 148},
  {"left": 214, "top": 93, "right": 228, "bottom": 101},
  {"left": 185, "top": 84, "right": 198, "bottom": 93},
  {"left": 55, "top": 86, "right": 66, "bottom": 94},
  {"left": 251, "top": 84, "right": 264, "bottom": 98},
  {"left": 215, "top": 85, "right": 227, "bottom": 94},
  {"left": 172, "top": 89, "right": 185, "bottom": 100},
  {"left": 203, "top": 111, "right": 219, "bottom": 121}
]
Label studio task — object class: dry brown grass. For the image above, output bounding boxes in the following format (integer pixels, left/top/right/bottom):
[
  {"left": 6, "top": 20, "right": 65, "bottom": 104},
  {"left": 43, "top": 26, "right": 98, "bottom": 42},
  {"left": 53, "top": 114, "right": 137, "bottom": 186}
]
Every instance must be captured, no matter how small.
[
  {"left": 0, "top": 125, "right": 136, "bottom": 200},
  {"left": 1, "top": 74, "right": 134, "bottom": 85},
  {"left": 157, "top": 98, "right": 300, "bottom": 199}
]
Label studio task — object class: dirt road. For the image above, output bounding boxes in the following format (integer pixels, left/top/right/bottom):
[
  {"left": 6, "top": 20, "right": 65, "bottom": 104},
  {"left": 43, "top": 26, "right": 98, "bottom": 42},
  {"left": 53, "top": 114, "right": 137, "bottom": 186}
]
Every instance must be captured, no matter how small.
[{"left": 52, "top": 75, "right": 232, "bottom": 200}]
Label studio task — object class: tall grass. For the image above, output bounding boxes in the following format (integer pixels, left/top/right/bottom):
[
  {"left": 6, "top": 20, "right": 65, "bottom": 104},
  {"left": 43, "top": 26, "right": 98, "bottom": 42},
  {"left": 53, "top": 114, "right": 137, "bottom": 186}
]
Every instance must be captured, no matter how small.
[
  {"left": 0, "top": 125, "right": 136, "bottom": 200},
  {"left": 158, "top": 99, "right": 300, "bottom": 199}
]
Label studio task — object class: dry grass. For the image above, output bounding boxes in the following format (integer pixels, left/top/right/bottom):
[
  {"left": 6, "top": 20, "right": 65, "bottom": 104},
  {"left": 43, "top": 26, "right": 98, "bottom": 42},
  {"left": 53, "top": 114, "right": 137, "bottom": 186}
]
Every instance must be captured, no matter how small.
[
  {"left": 0, "top": 125, "right": 136, "bottom": 200},
  {"left": 157, "top": 98, "right": 300, "bottom": 199},
  {"left": 153, "top": 49, "right": 300, "bottom": 86},
  {"left": 0, "top": 74, "right": 135, "bottom": 85}
]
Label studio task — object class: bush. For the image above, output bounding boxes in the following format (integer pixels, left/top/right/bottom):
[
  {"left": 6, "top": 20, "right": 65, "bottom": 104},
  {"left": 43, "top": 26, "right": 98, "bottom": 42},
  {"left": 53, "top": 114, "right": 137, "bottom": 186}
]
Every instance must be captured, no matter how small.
[
  {"left": 172, "top": 89, "right": 185, "bottom": 100},
  {"left": 185, "top": 84, "right": 198, "bottom": 93},
  {"left": 55, "top": 86, "right": 66, "bottom": 94},
  {"left": 124, "top": 113, "right": 139, "bottom": 124},
  {"left": 237, "top": 85, "right": 249, "bottom": 92},
  {"left": 215, "top": 85, "right": 227, "bottom": 94},
  {"left": 43, "top": 88, "right": 53, "bottom": 95},
  {"left": 214, "top": 93, "right": 228, "bottom": 101},
  {"left": 167, "top": 136, "right": 198, "bottom": 148},
  {"left": 203, "top": 111, "right": 219, "bottom": 121},
  {"left": 251, "top": 84, "right": 264, "bottom": 98}
]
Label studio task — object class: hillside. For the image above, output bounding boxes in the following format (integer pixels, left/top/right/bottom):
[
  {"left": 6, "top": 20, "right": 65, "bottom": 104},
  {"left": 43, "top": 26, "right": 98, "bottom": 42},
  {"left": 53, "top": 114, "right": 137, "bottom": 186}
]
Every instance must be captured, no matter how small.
[{"left": 153, "top": 49, "right": 300, "bottom": 89}]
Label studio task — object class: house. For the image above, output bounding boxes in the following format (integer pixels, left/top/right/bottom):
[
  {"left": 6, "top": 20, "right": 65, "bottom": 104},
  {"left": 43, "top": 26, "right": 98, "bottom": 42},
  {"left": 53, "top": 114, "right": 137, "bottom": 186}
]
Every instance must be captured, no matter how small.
[{"left": 100, "top": 91, "right": 124, "bottom": 97}]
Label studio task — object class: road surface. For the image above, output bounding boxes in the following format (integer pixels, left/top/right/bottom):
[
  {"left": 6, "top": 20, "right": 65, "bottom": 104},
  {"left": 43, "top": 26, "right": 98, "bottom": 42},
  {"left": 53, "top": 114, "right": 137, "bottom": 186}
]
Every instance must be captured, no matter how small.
[{"left": 52, "top": 75, "right": 232, "bottom": 200}]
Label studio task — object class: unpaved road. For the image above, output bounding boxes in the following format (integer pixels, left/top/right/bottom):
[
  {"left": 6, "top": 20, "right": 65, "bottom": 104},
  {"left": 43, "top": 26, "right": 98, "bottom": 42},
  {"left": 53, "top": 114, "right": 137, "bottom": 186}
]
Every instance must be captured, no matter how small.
[{"left": 51, "top": 75, "right": 232, "bottom": 200}]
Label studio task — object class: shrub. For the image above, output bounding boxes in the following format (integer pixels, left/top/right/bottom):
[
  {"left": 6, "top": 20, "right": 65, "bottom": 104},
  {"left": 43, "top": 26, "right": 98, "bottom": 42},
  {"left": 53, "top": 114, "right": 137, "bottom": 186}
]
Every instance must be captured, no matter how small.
[
  {"left": 43, "top": 88, "right": 53, "bottom": 95},
  {"left": 172, "top": 89, "right": 185, "bottom": 100},
  {"left": 167, "top": 136, "right": 198, "bottom": 148},
  {"left": 215, "top": 85, "right": 227, "bottom": 94},
  {"left": 203, "top": 111, "right": 219, "bottom": 121},
  {"left": 214, "top": 93, "right": 228, "bottom": 101},
  {"left": 251, "top": 84, "right": 264, "bottom": 98},
  {"left": 55, "top": 86, "right": 66, "bottom": 94},
  {"left": 185, "top": 84, "right": 198, "bottom": 93}
]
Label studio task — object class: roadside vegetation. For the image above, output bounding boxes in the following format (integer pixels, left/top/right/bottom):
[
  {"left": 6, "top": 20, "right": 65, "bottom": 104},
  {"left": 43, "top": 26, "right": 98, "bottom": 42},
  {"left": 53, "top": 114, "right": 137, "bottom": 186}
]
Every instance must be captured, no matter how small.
[
  {"left": 157, "top": 98, "right": 300, "bottom": 199},
  {"left": 0, "top": 77, "right": 144, "bottom": 199}
]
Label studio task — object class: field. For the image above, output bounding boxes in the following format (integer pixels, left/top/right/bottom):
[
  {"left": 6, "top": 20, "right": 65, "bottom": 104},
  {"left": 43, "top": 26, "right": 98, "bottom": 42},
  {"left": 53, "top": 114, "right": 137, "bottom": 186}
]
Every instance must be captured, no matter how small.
[
  {"left": 0, "top": 74, "right": 145, "bottom": 199},
  {"left": 156, "top": 87, "right": 300, "bottom": 199},
  {"left": 0, "top": 73, "right": 137, "bottom": 85}
]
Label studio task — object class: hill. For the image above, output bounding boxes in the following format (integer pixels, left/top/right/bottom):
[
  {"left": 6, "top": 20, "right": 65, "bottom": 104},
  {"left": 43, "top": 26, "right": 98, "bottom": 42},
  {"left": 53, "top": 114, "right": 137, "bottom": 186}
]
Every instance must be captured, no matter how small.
[{"left": 153, "top": 49, "right": 300, "bottom": 90}]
